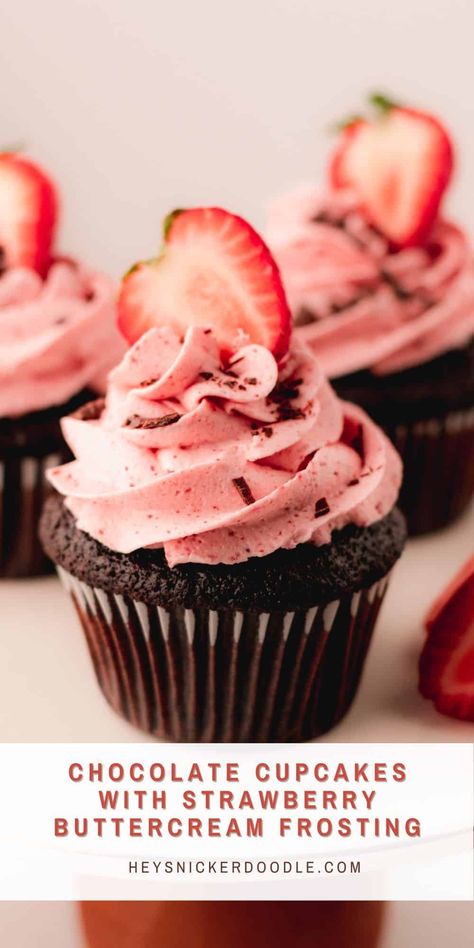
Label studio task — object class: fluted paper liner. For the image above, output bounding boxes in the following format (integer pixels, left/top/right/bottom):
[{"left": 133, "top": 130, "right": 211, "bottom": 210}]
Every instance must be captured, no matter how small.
[
  {"left": 386, "top": 405, "right": 474, "bottom": 536},
  {"left": 0, "top": 451, "right": 64, "bottom": 578},
  {"left": 57, "top": 567, "right": 391, "bottom": 741}
]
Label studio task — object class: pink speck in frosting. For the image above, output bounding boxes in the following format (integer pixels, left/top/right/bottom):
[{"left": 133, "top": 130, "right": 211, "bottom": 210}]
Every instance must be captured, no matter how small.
[
  {"left": 48, "top": 325, "right": 402, "bottom": 566},
  {"left": 266, "top": 184, "right": 474, "bottom": 377}
]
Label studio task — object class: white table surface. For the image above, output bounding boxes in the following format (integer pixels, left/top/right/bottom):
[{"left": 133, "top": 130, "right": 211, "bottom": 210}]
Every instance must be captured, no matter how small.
[{"left": 0, "top": 506, "right": 473, "bottom": 946}]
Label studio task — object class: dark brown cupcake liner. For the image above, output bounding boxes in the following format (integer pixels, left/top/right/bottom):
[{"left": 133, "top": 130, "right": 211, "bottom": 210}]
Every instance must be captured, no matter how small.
[
  {"left": 385, "top": 405, "right": 474, "bottom": 536},
  {"left": 0, "top": 389, "right": 94, "bottom": 578},
  {"left": 0, "top": 449, "right": 67, "bottom": 578},
  {"left": 57, "top": 566, "right": 391, "bottom": 742}
]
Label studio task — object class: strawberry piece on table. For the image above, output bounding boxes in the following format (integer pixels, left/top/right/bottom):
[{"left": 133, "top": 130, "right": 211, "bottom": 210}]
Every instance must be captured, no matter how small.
[
  {"left": 0, "top": 152, "right": 58, "bottom": 276},
  {"left": 329, "top": 93, "right": 454, "bottom": 248},
  {"left": 118, "top": 207, "right": 291, "bottom": 358},
  {"left": 419, "top": 556, "right": 474, "bottom": 722}
]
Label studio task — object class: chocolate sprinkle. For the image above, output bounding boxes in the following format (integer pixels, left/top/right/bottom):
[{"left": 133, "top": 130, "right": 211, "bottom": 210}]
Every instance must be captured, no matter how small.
[
  {"left": 72, "top": 398, "right": 105, "bottom": 422},
  {"left": 124, "top": 412, "right": 181, "bottom": 429},
  {"left": 277, "top": 405, "right": 306, "bottom": 422},
  {"left": 267, "top": 375, "right": 306, "bottom": 421},
  {"left": 348, "top": 478, "right": 359, "bottom": 487},
  {"left": 314, "top": 497, "right": 330, "bottom": 518},
  {"left": 199, "top": 372, "right": 213, "bottom": 380},
  {"left": 270, "top": 383, "right": 302, "bottom": 403},
  {"left": 381, "top": 269, "right": 412, "bottom": 302},
  {"left": 232, "top": 477, "right": 255, "bottom": 506}
]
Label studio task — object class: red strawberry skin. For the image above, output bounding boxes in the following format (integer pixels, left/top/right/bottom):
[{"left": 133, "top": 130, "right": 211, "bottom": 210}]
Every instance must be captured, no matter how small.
[
  {"left": 330, "top": 118, "right": 368, "bottom": 192},
  {"left": 329, "top": 105, "right": 454, "bottom": 248},
  {"left": 419, "top": 556, "right": 474, "bottom": 722},
  {"left": 118, "top": 207, "right": 291, "bottom": 359},
  {"left": 0, "top": 153, "right": 58, "bottom": 276}
]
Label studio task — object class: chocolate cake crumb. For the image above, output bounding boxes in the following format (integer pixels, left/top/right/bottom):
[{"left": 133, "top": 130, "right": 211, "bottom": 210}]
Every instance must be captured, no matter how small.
[
  {"left": 232, "top": 477, "right": 255, "bottom": 506},
  {"left": 348, "top": 478, "right": 359, "bottom": 487},
  {"left": 199, "top": 372, "right": 213, "bottom": 381},
  {"left": 124, "top": 412, "right": 181, "bottom": 429},
  {"left": 40, "top": 494, "right": 406, "bottom": 611},
  {"left": 315, "top": 497, "right": 330, "bottom": 518}
]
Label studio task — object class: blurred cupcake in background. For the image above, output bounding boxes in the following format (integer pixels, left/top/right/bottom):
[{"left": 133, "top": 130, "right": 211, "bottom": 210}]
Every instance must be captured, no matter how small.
[
  {"left": 267, "top": 94, "right": 474, "bottom": 535},
  {"left": 80, "top": 900, "right": 386, "bottom": 948},
  {"left": 41, "top": 206, "right": 405, "bottom": 742},
  {"left": 0, "top": 151, "right": 124, "bottom": 577}
]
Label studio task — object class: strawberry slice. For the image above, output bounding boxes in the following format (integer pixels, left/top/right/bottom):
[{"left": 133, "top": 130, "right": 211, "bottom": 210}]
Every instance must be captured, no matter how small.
[
  {"left": 0, "top": 152, "right": 58, "bottom": 276},
  {"left": 118, "top": 207, "right": 291, "bottom": 358},
  {"left": 329, "top": 93, "right": 454, "bottom": 247},
  {"left": 419, "top": 556, "right": 474, "bottom": 721}
]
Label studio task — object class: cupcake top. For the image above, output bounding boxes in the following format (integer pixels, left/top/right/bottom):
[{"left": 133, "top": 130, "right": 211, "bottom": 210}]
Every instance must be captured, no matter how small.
[
  {"left": 267, "top": 94, "right": 474, "bottom": 378},
  {"left": 48, "top": 206, "right": 402, "bottom": 567},
  {"left": 0, "top": 152, "right": 123, "bottom": 417}
]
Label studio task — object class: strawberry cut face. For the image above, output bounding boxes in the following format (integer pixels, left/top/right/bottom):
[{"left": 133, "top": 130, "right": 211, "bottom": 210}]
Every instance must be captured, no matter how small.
[
  {"left": 118, "top": 207, "right": 291, "bottom": 359},
  {"left": 0, "top": 153, "right": 58, "bottom": 276},
  {"left": 419, "top": 556, "right": 474, "bottom": 722},
  {"left": 330, "top": 103, "right": 454, "bottom": 248}
]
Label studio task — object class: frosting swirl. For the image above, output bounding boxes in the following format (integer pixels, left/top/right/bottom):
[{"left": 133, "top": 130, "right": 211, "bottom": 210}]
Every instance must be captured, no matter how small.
[
  {"left": 48, "top": 325, "right": 402, "bottom": 566},
  {"left": 267, "top": 184, "right": 474, "bottom": 376},
  {"left": 0, "top": 261, "right": 123, "bottom": 417}
]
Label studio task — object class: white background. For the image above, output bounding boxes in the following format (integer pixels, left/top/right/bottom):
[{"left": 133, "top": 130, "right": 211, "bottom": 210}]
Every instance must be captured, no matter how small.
[
  {"left": 1, "top": 0, "right": 474, "bottom": 278},
  {"left": 0, "top": 0, "right": 473, "bottom": 942},
  {"left": 1, "top": 744, "right": 471, "bottom": 901}
]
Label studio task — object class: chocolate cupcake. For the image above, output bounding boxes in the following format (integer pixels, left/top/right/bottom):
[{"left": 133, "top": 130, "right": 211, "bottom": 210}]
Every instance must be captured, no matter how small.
[
  {"left": 0, "top": 152, "right": 123, "bottom": 577},
  {"left": 40, "top": 206, "right": 405, "bottom": 741},
  {"left": 80, "top": 901, "right": 386, "bottom": 948},
  {"left": 267, "top": 95, "right": 474, "bottom": 535}
]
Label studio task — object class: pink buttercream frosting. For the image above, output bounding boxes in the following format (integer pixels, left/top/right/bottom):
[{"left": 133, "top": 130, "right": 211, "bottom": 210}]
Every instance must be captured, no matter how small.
[
  {"left": 0, "top": 261, "right": 124, "bottom": 417},
  {"left": 267, "top": 184, "right": 474, "bottom": 377},
  {"left": 47, "top": 325, "right": 402, "bottom": 566}
]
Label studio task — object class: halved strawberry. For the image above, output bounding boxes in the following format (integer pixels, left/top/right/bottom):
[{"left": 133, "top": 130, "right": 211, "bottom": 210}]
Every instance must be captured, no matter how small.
[
  {"left": 329, "top": 93, "right": 454, "bottom": 248},
  {"left": 117, "top": 207, "right": 291, "bottom": 359},
  {"left": 419, "top": 556, "right": 474, "bottom": 722},
  {"left": 0, "top": 152, "right": 58, "bottom": 276}
]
